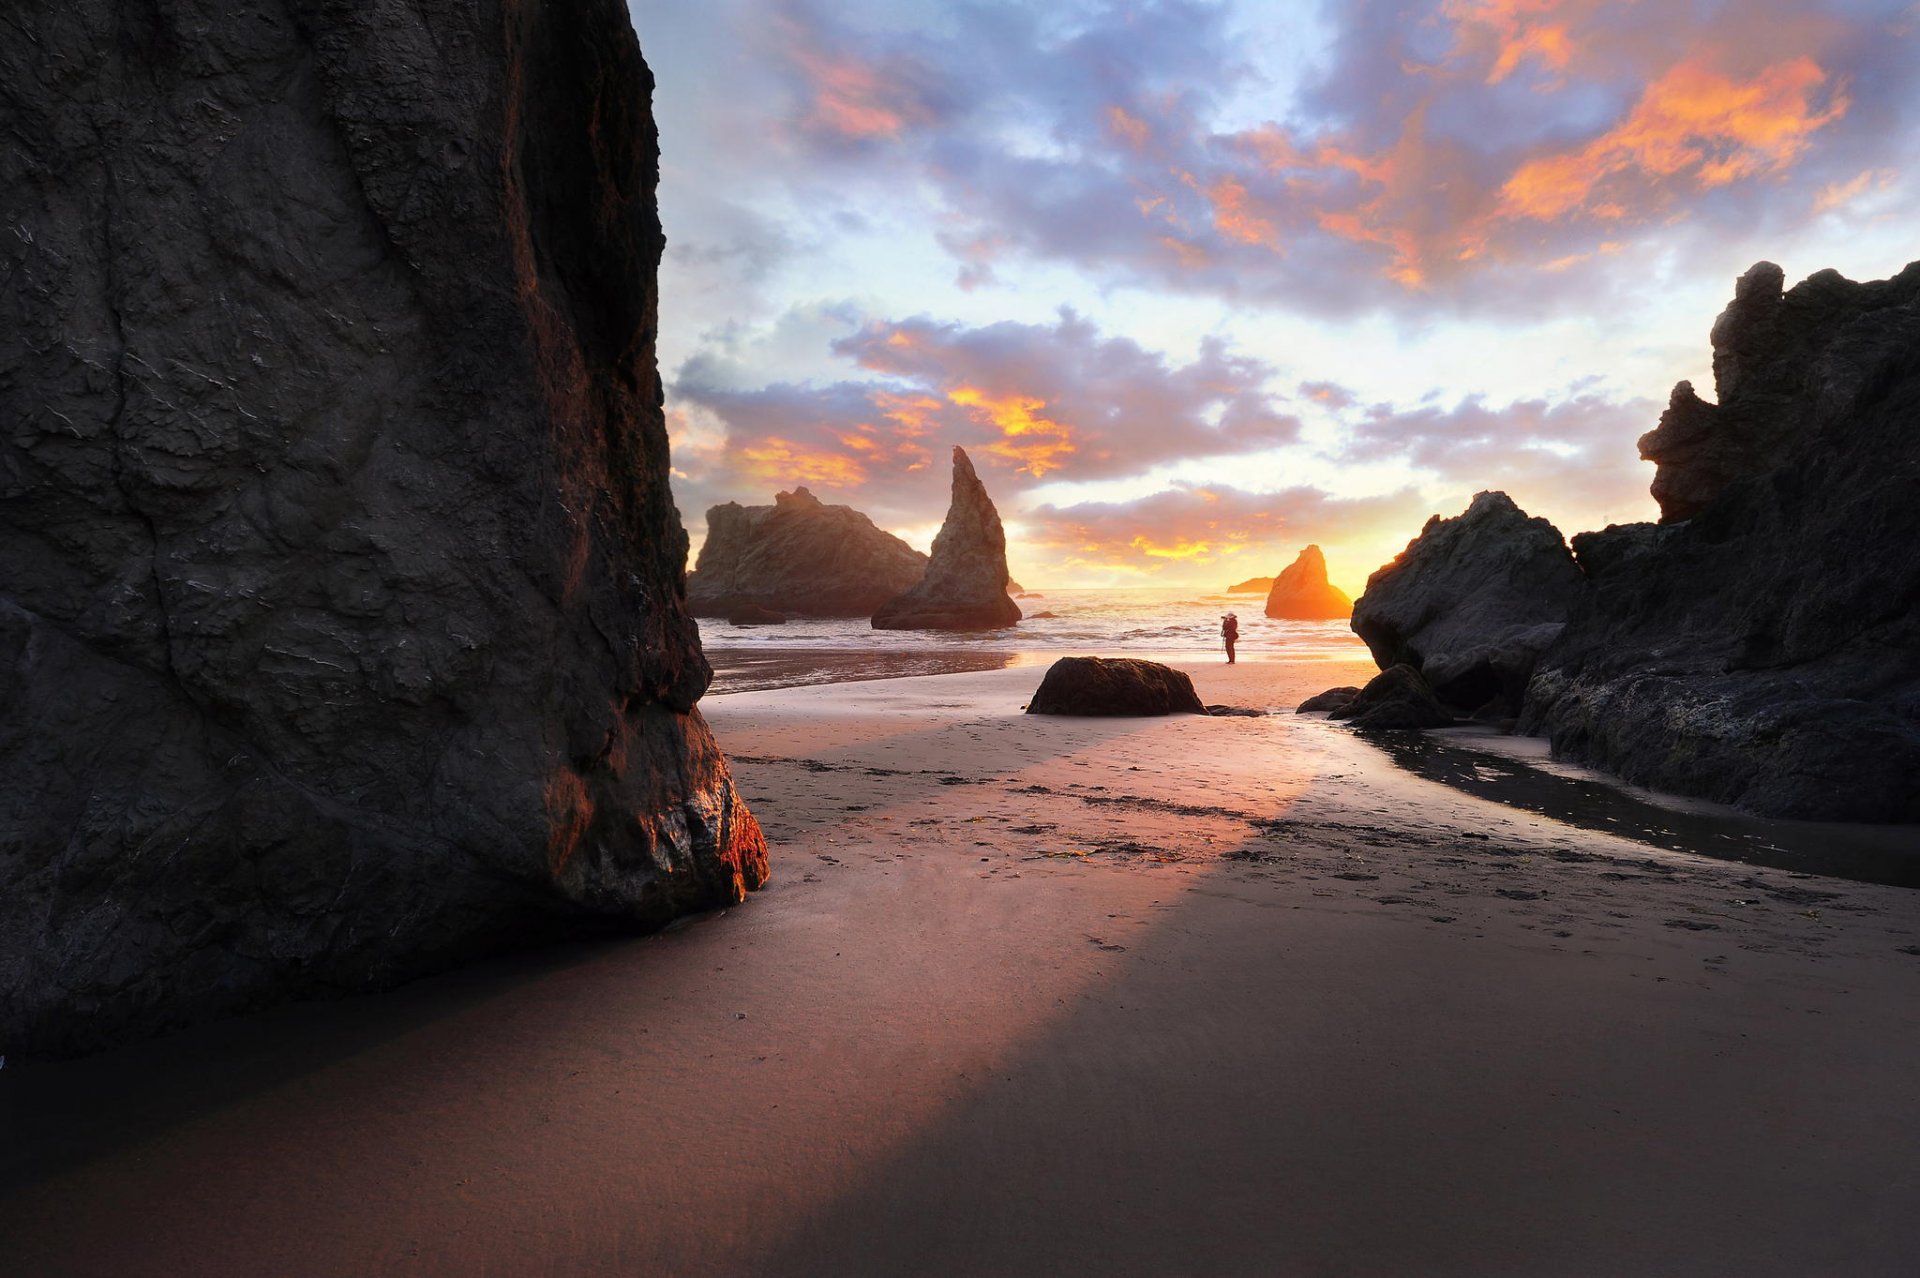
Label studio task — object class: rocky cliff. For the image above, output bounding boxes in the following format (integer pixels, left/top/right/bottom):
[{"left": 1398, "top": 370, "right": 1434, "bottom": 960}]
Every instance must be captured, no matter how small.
[
  {"left": 871, "top": 447, "right": 1022, "bottom": 630},
  {"left": 1524, "top": 261, "right": 1920, "bottom": 820},
  {"left": 0, "top": 0, "right": 767, "bottom": 1056},
  {"left": 1227, "top": 576, "right": 1275, "bottom": 595},
  {"left": 1263, "top": 545, "right": 1352, "bottom": 620},
  {"left": 1351, "top": 493, "right": 1585, "bottom": 717},
  {"left": 686, "top": 487, "right": 928, "bottom": 618}
]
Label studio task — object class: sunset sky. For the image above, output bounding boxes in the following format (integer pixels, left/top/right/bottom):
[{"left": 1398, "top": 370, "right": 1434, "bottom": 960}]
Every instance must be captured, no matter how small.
[{"left": 629, "top": 0, "right": 1918, "bottom": 593}]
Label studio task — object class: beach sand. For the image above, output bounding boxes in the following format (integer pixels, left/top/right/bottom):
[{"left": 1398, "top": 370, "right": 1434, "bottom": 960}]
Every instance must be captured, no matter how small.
[{"left": 4, "top": 655, "right": 1919, "bottom": 1275}]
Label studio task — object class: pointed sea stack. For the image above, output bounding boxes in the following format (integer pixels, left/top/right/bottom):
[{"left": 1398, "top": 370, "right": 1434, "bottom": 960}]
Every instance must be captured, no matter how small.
[
  {"left": 0, "top": 0, "right": 766, "bottom": 1056},
  {"left": 687, "top": 486, "right": 928, "bottom": 617},
  {"left": 1263, "top": 545, "right": 1352, "bottom": 619},
  {"left": 872, "top": 447, "right": 1022, "bottom": 631}
]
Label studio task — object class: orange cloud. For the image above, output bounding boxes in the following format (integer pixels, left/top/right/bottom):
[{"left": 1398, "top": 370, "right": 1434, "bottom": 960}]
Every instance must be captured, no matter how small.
[
  {"left": 1442, "top": 0, "right": 1576, "bottom": 85},
  {"left": 1812, "top": 166, "right": 1895, "bottom": 213},
  {"left": 1107, "top": 104, "right": 1152, "bottom": 150},
  {"left": 1205, "top": 175, "right": 1282, "bottom": 249},
  {"left": 788, "top": 42, "right": 933, "bottom": 141},
  {"left": 1497, "top": 56, "right": 1849, "bottom": 222},
  {"left": 947, "top": 386, "right": 1076, "bottom": 477},
  {"left": 735, "top": 437, "right": 869, "bottom": 488}
]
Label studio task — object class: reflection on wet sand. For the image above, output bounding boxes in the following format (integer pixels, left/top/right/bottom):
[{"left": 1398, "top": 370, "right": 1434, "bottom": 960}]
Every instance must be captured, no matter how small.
[{"left": 1369, "top": 726, "right": 1920, "bottom": 889}]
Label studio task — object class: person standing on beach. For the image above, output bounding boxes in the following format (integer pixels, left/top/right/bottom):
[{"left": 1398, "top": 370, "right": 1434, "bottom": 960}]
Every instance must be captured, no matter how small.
[{"left": 1222, "top": 612, "right": 1239, "bottom": 664}]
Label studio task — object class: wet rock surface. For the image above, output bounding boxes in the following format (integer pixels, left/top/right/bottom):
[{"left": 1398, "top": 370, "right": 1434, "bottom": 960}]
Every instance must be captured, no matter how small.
[
  {"left": 1330, "top": 665, "right": 1455, "bottom": 730},
  {"left": 1525, "top": 261, "right": 1920, "bottom": 821},
  {"left": 0, "top": 0, "right": 766, "bottom": 1056},
  {"left": 1296, "top": 687, "right": 1362, "bottom": 714},
  {"left": 1263, "top": 545, "right": 1352, "bottom": 620},
  {"left": 1352, "top": 492, "right": 1584, "bottom": 717},
  {"left": 687, "top": 487, "right": 928, "bottom": 618},
  {"left": 1026, "top": 658, "right": 1207, "bottom": 717},
  {"left": 872, "top": 447, "right": 1022, "bottom": 631}
]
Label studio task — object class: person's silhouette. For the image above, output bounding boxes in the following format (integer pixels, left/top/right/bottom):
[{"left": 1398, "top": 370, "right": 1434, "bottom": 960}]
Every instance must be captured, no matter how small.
[{"left": 1221, "top": 612, "right": 1239, "bottom": 664}]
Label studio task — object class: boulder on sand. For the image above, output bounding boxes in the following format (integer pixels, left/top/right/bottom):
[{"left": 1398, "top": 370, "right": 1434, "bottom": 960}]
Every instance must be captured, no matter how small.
[
  {"left": 1352, "top": 492, "right": 1583, "bottom": 718},
  {"left": 872, "top": 447, "right": 1023, "bottom": 631},
  {"left": 687, "top": 487, "right": 927, "bottom": 618},
  {"left": 1296, "top": 686, "right": 1362, "bottom": 714},
  {"left": 1263, "top": 545, "right": 1352, "bottom": 620},
  {"left": 0, "top": 0, "right": 767, "bottom": 1056},
  {"left": 1026, "top": 657, "right": 1208, "bottom": 717},
  {"left": 1329, "top": 665, "right": 1454, "bottom": 730}
]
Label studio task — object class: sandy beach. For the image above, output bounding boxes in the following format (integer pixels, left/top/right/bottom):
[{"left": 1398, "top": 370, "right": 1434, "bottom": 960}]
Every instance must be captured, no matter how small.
[{"left": 4, "top": 654, "right": 1918, "bottom": 1276}]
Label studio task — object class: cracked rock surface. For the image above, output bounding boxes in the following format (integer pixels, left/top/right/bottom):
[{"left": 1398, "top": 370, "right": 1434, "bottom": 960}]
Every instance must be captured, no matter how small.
[{"left": 0, "top": 0, "right": 766, "bottom": 1056}]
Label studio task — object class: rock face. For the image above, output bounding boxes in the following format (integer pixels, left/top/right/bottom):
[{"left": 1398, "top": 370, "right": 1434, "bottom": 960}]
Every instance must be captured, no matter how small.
[
  {"left": 1026, "top": 658, "right": 1207, "bottom": 716},
  {"left": 872, "top": 447, "right": 1022, "bottom": 631},
  {"left": 686, "top": 487, "right": 928, "bottom": 618},
  {"left": 1525, "top": 261, "right": 1920, "bottom": 820},
  {"left": 1263, "top": 545, "right": 1353, "bottom": 620},
  {"left": 1227, "top": 576, "right": 1275, "bottom": 595},
  {"left": 0, "top": 0, "right": 767, "bottom": 1056},
  {"left": 1329, "top": 666, "right": 1454, "bottom": 730},
  {"left": 1352, "top": 493, "right": 1585, "bottom": 717}
]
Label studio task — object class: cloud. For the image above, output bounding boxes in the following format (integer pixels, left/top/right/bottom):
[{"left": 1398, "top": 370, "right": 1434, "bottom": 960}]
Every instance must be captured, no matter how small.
[
  {"left": 1023, "top": 482, "right": 1433, "bottom": 578},
  {"left": 673, "top": 307, "right": 1302, "bottom": 501}
]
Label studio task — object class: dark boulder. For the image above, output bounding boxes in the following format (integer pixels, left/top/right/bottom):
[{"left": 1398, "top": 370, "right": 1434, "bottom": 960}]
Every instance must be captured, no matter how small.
[
  {"left": 872, "top": 447, "right": 1023, "bottom": 631},
  {"left": 0, "top": 0, "right": 766, "bottom": 1056},
  {"left": 1296, "top": 686, "right": 1362, "bottom": 714},
  {"left": 1329, "top": 666, "right": 1454, "bottom": 730},
  {"left": 1026, "top": 658, "right": 1207, "bottom": 717},
  {"left": 1525, "top": 260, "right": 1920, "bottom": 820},
  {"left": 687, "top": 487, "right": 928, "bottom": 618},
  {"left": 1264, "top": 545, "right": 1353, "bottom": 620},
  {"left": 1352, "top": 492, "right": 1584, "bottom": 716}
]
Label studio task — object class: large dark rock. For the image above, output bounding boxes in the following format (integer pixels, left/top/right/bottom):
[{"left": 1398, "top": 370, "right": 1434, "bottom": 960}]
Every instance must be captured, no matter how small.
[
  {"left": 872, "top": 447, "right": 1022, "bottom": 631},
  {"left": 1026, "top": 657, "right": 1207, "bottom": 717},
  {"left": 1263, "top": 544, "right": 1352, "bottom": 620},
  {"left": 0, "top": 0, "right": 767, "bottom": 1056},
  {"left": 1525, "top": 261, "right": 1920, "bottom": 820},
  {"left": 1329, "top": 665, "right": 1454, "bottom": 730},
  {"left": 1296, "top": 686, "right": 1362, "bottom": 714},
  {"left": 1351, "top": 492, "right": 1584, "bottom": 716},
  {"left": 687, "top": 487, "right": 928, "bottom": 618}
]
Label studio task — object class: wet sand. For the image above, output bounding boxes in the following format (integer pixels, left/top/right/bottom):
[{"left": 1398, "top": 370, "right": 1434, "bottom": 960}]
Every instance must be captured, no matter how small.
[{"left": 4, "top": 656, "right": 1919, "bottom": 1276}]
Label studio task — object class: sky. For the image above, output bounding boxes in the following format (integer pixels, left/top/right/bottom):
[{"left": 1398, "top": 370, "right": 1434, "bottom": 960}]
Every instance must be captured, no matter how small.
[{"left": 628, "top": 0, "right": 1919, "bottom": 594}]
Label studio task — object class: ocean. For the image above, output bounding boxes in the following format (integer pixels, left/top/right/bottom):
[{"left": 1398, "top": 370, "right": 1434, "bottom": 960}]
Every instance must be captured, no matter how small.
[{"left": 698, "top": 587, "right": 1370, "bottom": 693}]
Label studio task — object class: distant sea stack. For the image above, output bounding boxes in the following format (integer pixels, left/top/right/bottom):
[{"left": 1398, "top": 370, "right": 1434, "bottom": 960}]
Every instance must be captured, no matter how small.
[
  {"left": 687, "top": 487, "right": 928, "bottom": 618},
  {"left": 1522, "top": 260, "right": 1920, "bottom": 821},
  {"left": 1263, "top": 546, "right": 1353, "bottom": 620},
  {"left": 1227, "top": 576, "right": 1276, "bottom": 594},
  {"left": 872, "top": 447, "right": 1022, "bottom": 630},
  {"left": 0, "top": 0, "right": 765, "bottom": 1056}
]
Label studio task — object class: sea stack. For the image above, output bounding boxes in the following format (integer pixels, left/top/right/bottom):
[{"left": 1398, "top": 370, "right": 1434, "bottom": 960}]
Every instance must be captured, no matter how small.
[
  {"left": 687, "top": 487, "right": 928, "bottom": 618},
  {"left": 1262, "top": 545, "right": 1353, "bottom": 619},
  {"left": 0, "top": 0, "right": 766, "bottom": 1056},
  {"left": 872, "top": 447, "right": 1022, "bottom": 630}
]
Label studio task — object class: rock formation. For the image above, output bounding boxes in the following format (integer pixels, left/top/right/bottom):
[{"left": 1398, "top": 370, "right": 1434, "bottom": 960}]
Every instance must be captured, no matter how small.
[
  {"left": 1026, "top": 658, "right": 1207, "bottom": 716},
  {"left": 0, "top": 0, "right": 766, "bottom": 1056},
  {"left": 687, "top": 487, "right": 928, "bottom": 618},
  {"left": 872, "top": 447, "right": 1022, "bottom": 630},
  {"left": 1329, "top": 666, "right": 1454, "bottom": 730},
  {"left": 1524, "top": 261, "right": 1920, "bottom": 820},
  {"left": 1263, "top": 545, "right": 1353, "bottom": 620},
  {"left": 1227, "top": 576, "right": 1275, "bottom": 595},
  {"left": 1351, "top": 493, "right": 1585, "bottom": 717},
  {"left": 1296, "top": 687, "right": 1362, "bottom": 714}
]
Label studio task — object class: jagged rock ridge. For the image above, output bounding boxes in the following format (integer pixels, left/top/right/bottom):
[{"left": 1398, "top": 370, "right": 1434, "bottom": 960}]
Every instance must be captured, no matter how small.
[
  {"left": 1524, "top": 260, "right": 1920, "bottom": 820},
  {"left": 0, "top": 0, "right": 766, "bottom": 1056},
  {"left": 1263, "top": 545, "right": 1352, "bottom": 620},
  {"left": 686, "top": 487, "right": 927, "bottom": 618},
  {"left": 872, "top": 447, "right": 1022, "bottom": 631}
]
